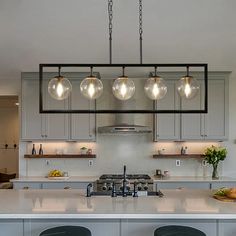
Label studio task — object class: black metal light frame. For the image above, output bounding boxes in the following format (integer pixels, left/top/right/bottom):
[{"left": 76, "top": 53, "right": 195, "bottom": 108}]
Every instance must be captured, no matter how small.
[{"left": 39, "top": 63, "right": 208, "bottom": 114}]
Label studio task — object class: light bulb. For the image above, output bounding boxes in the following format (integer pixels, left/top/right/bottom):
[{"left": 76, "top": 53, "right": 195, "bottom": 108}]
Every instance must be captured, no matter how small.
[
  {"left": 48, "top": 76, "right": 72, "bottom": 100},
  {"left": 112, "top": 76, "right": 135, "bottom": 101},
  {"left": 177, "top": 76, "right": 200, "bottom": 99},
  {"left": 80, "top": 76, "right": 103, "bottom": 100},
  {"left": 144, "top": 76, "right": 167, "bottom": 100}
]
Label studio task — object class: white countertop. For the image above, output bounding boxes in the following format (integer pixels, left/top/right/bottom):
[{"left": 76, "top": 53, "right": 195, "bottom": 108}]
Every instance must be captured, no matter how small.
[
  {"left": 11, "top": 176, "right": 236, "bottom": 183},
  {"left": 0, "top": 189, "right": 236, "bottom": 219},
  {"left": 11, "top": 176, "right": 99, "bottom": 183},
  {"left": 152, "top": 176, "right": 236, "bottom": 182}
]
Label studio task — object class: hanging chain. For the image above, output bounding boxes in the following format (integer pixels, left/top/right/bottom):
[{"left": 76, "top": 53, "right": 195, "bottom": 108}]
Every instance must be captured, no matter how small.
[
  {"left": 139, "top": 0, "right": 143, "bottom": 64},
  {"left": 108, "top": 0, "right": 113, "bottom": 64}
]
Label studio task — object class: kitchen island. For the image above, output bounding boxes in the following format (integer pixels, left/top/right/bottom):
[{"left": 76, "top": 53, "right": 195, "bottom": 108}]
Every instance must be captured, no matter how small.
[{"left": 0, "top": 189, "right": 236, "bottom": 236}]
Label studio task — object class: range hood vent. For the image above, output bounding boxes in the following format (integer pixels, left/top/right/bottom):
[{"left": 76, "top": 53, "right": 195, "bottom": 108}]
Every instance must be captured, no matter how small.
[{"left": 98, "top": 100, "right": 152, "bottom": 135}]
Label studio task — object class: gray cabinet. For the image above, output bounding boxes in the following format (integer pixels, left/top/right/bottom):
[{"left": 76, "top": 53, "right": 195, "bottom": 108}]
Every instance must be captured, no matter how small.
[
  {"left": 70, "top": 79, "right": 96, "bottom": 141},
  {"left": 42, "top": 182, "right": 88, "bottom": 189},
  {"left": 154, "top": 72, "right": 229, "bottom": 141},
  {"left": 0, "top": 220, "right": 23, "bottom": 236},
  {"left": 13, "top": 182, "right": 42, "bottom": 189},
  {"left": 154, "top": 80, "right": 180, "bottom": 140},
  {"left": 21, "top": 77, "right": 69, "bottom": 140},
  {"left": 155, "top": 182, "right": 210, "bottom": 190},
  {"left": 21, "top": 73, "right": 96, "bottom": 141}
]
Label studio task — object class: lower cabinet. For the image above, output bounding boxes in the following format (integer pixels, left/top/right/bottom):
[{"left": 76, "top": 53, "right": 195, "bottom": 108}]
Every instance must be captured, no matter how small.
[
  {"left": 13, "top": 182, "right": 43, "bottom": 189},
  {"left": 42, "top": 182, "right": 88, "bottom": 189},
  {"left": 121, "top": 219, "right": 216, "bottom": 236},
  {"left": 0, "top": 220, "right": 23, "bottom": 236},
  {"left": 23, "top": 219, "right": 120, "bottom": 236},
  {"left": 155, "top": 182, "right": 210, "bottom": 190},
  {"left": 13, "top": 182, "right": 89, "bottom": 190}
]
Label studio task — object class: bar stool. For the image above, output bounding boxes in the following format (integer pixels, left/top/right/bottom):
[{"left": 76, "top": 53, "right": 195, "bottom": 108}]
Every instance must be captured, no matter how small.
[
  {"left": 39, "top": 226, "right": 92, "bottom": 236},
  {"left": 154, "top": 225, "right": 206, "bottom": 236}
]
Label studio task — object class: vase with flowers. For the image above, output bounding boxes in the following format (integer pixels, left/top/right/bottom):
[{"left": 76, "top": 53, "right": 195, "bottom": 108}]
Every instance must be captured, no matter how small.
[{"left": 204, "top": 145, "right": 227, "bottom": 179}]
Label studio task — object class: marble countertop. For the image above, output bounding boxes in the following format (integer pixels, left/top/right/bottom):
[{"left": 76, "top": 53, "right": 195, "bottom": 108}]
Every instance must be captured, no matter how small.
[
  {"left": 11, "top": 176, "right": 99, "bottom": 183},
  {"left": 0, "top": 189, "right": 236, "bottom": 219},
  {"left": 152, "top": 176, "right": 236, "bottom": 182}
]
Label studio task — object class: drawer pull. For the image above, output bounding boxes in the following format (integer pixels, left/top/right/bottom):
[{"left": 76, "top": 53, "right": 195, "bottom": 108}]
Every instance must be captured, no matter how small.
[
  {"left": 23, "top": 186, "right": 29, "bottom": 189},
  {"left": 64, "top": 186, "right": 71, "bottom": 189}
]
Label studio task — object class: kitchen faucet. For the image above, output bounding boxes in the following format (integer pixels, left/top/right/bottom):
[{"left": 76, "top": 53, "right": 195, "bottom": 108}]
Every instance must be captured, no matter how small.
[{"left": 122, "top": 165, "right": 128, "bottom": 197}]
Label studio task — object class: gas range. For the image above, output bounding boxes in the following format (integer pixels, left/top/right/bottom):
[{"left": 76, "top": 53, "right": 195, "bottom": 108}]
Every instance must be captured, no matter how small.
[{"left": 96, "top": 173, "right": 154, "bottom": 192}]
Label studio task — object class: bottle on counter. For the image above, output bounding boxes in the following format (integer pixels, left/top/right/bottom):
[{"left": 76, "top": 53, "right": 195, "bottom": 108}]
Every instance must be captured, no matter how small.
[
  {"left": 31, "top": 144, "right": 36, "bottom": 155},
  {"left": 39, "top": 144, "right": 43, "bottom": 155}
]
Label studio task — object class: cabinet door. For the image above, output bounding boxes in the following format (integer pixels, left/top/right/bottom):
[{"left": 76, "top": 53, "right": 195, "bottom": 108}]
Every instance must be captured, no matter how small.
[
  {"left": 181, "top": 81, "right": 204, "bottom": 140},
  {"left": 21, "top": 75, "right": 69, "bottom": 140},
  {"left": 21, "top": 79, "right": 44, "bottom": 140},
  {"left": 43, "top": 79, "right": 69, "bottom": 140},
  {"left": 42, "top": 182, "right": 88, "bottom": 189},
  {"left": 13, "top": 182, "right": 42, "bottom": 189},
  {"left": 70, "top": 80, "right": 96, "bottom": 141},
  {"left": 156, "top": 182, "right": 210, "bottom": 190},
  {"left": 154, "top": 80, "right": 180, "bottom": 141},
  {"left": 204, "top": 79, "right": 228, "bottom": 140}
]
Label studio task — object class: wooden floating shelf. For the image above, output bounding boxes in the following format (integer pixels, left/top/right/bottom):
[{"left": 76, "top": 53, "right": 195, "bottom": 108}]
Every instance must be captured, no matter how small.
[
  {"left": 24, "top": 154, "right": 96, "bottom": 159},
  {"left": 153, "top": 154, "right": 204, "bottom": 159}
]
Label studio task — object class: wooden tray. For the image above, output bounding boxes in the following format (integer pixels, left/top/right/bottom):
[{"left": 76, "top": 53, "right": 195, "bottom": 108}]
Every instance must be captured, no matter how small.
[{"left": 213, "top": 194, "right": 236, "bottom": 202}]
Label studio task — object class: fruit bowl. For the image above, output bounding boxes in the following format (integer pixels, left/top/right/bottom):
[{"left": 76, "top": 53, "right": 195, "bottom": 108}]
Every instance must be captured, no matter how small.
[{"left": 47, "top": 170, "right": 69, "bottom": 180}]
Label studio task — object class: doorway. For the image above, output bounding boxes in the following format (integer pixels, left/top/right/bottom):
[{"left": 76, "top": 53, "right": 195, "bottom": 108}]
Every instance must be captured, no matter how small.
[{"left": 0, "top": 96, "right": 19, "bottom": 176}]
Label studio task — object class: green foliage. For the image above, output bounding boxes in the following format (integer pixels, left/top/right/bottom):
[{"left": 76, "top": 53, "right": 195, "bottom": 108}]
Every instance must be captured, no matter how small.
[{"left": 204, "top": 146, "right": 227, "bottom": 166}]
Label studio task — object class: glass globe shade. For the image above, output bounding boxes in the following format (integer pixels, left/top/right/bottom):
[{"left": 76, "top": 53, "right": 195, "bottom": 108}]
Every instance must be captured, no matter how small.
[
  {"left": 144, "top": 76, "right": 167, "bottom": 100},
  {"left": 80, "top": 76, "right": 103, "bottom": 100},
  {"left": 48, "top": 76, "right": 72, "bottom": 100},
  {"left": 177, "top": 76, "right": 200, "bottom": 99},
  {"left": 112, "top": 76, "right": 135, "bottom": 101}
]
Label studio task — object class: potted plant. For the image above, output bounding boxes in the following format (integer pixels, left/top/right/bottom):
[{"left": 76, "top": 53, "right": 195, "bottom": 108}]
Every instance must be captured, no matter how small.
[
  {"left": 204, "top": 145, "right": 227, "bottom": 179},
  {"left": 80, "top": 147, "right": 88, "bottom": 155}
]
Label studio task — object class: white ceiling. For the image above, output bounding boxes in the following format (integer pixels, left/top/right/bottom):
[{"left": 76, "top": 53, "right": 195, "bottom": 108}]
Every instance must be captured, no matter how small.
[{"left": 0, "top": 0, "right": 235, "bottom": 80}]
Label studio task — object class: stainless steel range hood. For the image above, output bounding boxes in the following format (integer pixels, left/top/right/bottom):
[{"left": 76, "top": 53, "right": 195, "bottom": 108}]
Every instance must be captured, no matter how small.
[{"left": 98, "top": 100, "right": 152, "bottom": 135}]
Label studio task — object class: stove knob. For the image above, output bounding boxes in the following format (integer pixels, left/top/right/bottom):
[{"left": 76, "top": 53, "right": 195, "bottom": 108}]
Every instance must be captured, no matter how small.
[
  {"left": 143, "top": 184, "right": 149, "bottom": 191},
  {"left": 137, "top": 183, "right": 142, "bottom": 191},
  {"left": 102, "top": 183, "right": 107, "bottom": 191},
  {"left": 126, "top": 184, "right": 131, "bottom": 191},
  {"left": 107, "top": 184, "right": 112, "bottom": 191}
]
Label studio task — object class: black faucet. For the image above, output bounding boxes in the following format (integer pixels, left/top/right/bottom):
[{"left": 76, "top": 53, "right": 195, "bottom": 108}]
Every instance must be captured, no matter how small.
[
  {"left": 133, "top": 181, "right": 138, "bottom": 197},
  {"left": 111, "top": 182, "right": 117, "bottom": 197},
  {"left": 86, "top": 183, "right": 93, "bottom": 197},
  {"left": 122, "top": 165, "right": 128, "bottom": 197}
]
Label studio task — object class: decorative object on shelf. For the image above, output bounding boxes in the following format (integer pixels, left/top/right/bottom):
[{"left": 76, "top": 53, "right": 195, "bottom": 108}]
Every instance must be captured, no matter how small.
[
  {"left": 39, "top": 144, "right": 43, "bottom": 155},
  {"left": 86, "top": 148, "right": 92, "bottom": 155},
  {"left": 180, "top": 146, "right": 188, "bottom": 155},
  {"left": 80, "top": 66, "right": 103, "bottom": 100},
  {"left": 157, "top": 148, "right": 165, "bottom": 155},
  {"left": 204, "top": 145, "right": 227, "bottom": 179},
  {"left": 80, "top": 147, "right": 88, "bottom": 155},
  {"left": 31, "top": 144, "right": 36, "bottom": 155},
  {"left": 24, "top": 154, "right": 96, "bottom": 159},
  {"left": 39, "top": 0, "right": 208, "bottom": 114},
  {"left": 48, "top": 66, "right": 72, "bottom": 100},
  {"left": 163, "top": 170, "right": 170, "bottom": 178}
]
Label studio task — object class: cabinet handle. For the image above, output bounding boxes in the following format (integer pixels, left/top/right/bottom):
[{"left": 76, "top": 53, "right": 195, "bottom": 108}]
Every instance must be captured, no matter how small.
[
  {"left": 41, "top": 135, "right": 44, "bottom": 138},
  {"left": 64, "top": 186, "right": 71, "bottom": 189},
  {"left": 201, "top": 135, "right": 204, "bottom": 137},
  {"left": 45, "top": 135, "right": 48, "bottom": 138},
  {"left": 23, "top": 186, "right": 29, "bottom": 190},
  {"left": 205, "top": 135, "right": 208, "bottom": 137}
]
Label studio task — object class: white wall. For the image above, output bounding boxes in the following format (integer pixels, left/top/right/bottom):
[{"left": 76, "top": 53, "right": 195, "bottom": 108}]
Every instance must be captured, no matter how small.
[{"left": 0, "top": 0, "right": 236, "bottom": 177}]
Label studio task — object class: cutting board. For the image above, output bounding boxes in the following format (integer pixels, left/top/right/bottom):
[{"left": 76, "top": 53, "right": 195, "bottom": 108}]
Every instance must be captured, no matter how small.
[{"left": 213, "top": 195, "right": 236, "bottom": 202}]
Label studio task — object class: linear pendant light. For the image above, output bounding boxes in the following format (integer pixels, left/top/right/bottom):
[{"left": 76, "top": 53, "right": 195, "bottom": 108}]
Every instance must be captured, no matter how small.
[{"left": 40, "top": 0, "right": 208, "bottom": 114}]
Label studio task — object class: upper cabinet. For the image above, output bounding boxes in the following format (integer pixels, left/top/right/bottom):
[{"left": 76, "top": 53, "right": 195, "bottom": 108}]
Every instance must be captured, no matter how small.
[
  {"left": 154, "top": 72, "right": 229, "bottom": 141},
  {"left": 21, "top": 73, "right": 96, "bottom": 141}
]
